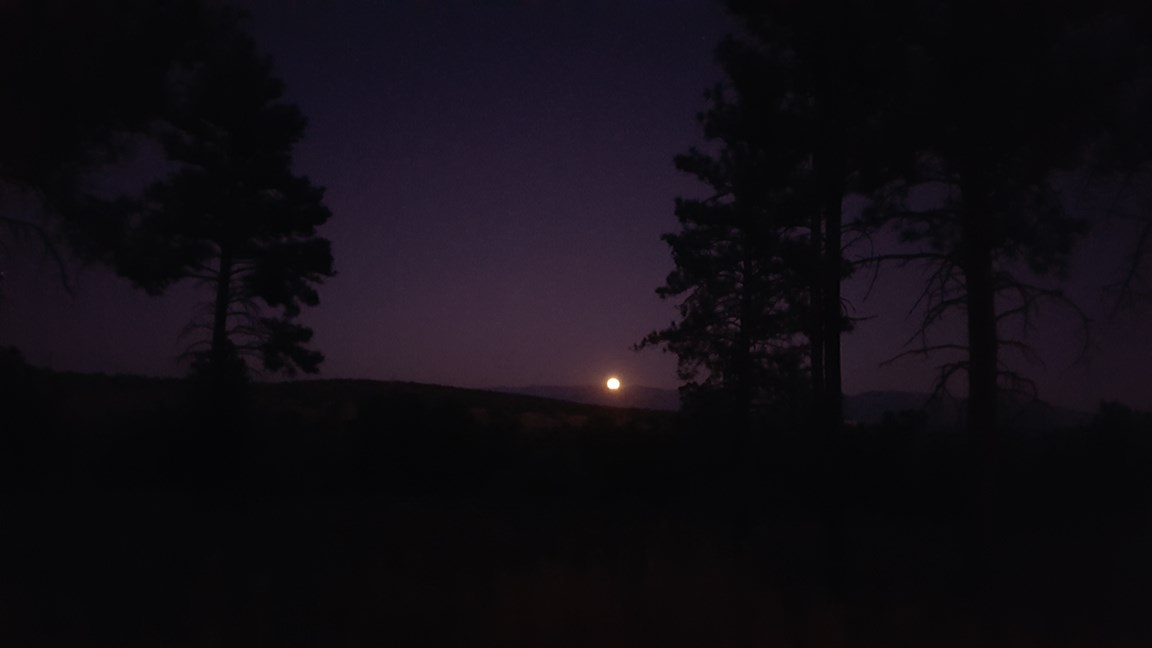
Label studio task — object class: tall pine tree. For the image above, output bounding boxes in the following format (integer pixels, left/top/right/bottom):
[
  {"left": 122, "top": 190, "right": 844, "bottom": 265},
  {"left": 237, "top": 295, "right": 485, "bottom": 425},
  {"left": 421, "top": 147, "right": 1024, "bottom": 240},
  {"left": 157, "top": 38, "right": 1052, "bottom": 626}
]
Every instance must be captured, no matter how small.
[
  {"left": 639, "top": 79, "right": 811, "bottom": 431},
  {"left": 647, "top": 0, "right": 919, "bottom": 434},
  {"left": 0, "top": 0, "right": 222, "bottom": 292},
  {"left": 112, "top": 27, "right": 334, "bottom": 385},
  {"left": 868, "top": 0, "right": 1144, "bottom": 439}
]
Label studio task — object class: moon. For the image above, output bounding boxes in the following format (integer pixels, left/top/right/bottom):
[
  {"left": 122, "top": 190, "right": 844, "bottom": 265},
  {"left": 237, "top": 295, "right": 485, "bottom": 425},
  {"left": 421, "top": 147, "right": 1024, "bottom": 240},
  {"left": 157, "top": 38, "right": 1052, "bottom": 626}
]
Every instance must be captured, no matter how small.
[{"left": 606, "top": 377, "right": 621, "bottom": 390}]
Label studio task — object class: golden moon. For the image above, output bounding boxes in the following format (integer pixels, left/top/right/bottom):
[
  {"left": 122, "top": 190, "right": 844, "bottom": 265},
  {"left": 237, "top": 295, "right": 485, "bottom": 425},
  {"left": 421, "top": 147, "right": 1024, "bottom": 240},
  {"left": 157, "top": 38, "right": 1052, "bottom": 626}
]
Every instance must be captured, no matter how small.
[{"left": 606, "top": 377, "right": 621, "bottom": 390}]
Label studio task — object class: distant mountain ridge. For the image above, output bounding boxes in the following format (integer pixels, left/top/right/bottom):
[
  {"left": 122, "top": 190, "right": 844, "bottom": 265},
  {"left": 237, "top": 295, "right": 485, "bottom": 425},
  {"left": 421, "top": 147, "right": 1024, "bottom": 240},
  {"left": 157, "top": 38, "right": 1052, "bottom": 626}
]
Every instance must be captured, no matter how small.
[
  {"left": 492, "top": 385, "right": 681, "bottom": 411},
  {"left": 493, "top": 385, "right": 1094, "bottom": 429},
  {"left": 845, "top": 390, "right": 1094, "bottom": 430}
]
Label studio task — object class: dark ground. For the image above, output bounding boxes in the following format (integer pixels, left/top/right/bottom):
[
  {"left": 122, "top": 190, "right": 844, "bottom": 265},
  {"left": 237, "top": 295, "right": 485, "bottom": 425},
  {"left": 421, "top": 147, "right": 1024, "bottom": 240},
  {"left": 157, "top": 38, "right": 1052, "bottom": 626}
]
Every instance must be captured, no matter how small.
[{"left": 2, "top": 364, "right": 1151, "bottom": 646}]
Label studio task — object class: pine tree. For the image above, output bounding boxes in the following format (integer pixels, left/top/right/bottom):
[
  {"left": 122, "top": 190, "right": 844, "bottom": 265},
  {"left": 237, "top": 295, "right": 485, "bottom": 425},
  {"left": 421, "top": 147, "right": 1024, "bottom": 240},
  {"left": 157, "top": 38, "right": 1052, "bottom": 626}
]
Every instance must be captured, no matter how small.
[
  {"left": 113, "top": 30, "right": 334, "bottom": 383},
  {"left": 868, "top": 0, "right": 1142, "bottom": 438},
  {"left": 648, "top": 0, "right": 919, "bottom": 433},
  {"left": 0, "top": 0, "right": 218, "bottom": 289},
  {"left": 639, "top": 62, "right": 813, "bottom": 432}
]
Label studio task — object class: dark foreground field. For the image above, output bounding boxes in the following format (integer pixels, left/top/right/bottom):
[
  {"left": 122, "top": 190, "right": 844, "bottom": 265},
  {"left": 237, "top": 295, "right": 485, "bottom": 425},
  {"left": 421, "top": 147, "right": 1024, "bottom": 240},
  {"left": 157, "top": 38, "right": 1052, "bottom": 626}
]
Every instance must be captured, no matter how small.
[{"left": 2, "top": 367, "right": 1151, "bottom": 646}]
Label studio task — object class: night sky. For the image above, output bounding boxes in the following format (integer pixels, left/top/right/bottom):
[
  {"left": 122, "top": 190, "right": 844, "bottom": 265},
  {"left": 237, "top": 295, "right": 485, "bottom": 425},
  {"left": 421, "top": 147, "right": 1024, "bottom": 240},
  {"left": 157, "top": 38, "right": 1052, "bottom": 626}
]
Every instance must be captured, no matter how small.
[{"left": 2, "top": 0, "right": 1149, "bottom": 411}]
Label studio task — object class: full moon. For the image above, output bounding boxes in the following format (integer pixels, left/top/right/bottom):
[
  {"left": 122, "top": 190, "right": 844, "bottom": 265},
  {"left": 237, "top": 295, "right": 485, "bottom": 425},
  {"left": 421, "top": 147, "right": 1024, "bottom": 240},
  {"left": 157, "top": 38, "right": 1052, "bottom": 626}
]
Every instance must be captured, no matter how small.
[{"left": 606, "top": 377, "right": 621, "bottom": 390}]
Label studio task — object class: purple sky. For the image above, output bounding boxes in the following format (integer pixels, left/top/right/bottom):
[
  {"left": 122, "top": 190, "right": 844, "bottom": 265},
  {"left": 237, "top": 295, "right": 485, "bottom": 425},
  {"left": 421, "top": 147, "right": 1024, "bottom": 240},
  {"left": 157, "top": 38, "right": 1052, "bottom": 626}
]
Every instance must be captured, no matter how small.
[{"left": 2, "top": 0, "right": 1150, "bottom": 411}]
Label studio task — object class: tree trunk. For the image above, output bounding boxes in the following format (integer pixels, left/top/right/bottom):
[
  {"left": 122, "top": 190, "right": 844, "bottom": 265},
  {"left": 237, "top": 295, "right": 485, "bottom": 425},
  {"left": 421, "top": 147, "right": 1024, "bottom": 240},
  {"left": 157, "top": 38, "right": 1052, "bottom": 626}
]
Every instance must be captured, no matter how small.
[
  {"left": 210, "top": 248, "right": 233, "bottom": 381},
  {"left": 814, "top": 134, "right": 847, "bottom": 598},
  {"left": 809, "top": 210, "right": 825, "bottom": 420},
  {"left": 737, "top": 230, "right": 754, "bottom": 431},
  {"left": 959, "top": 172, "right": 998, "bottom": 443},
  {"left": 821, "top": 159, "right": 844, "bottom": 433},
  {"left": 959, "top": 162, "right": 1001, "bottom": 642}
]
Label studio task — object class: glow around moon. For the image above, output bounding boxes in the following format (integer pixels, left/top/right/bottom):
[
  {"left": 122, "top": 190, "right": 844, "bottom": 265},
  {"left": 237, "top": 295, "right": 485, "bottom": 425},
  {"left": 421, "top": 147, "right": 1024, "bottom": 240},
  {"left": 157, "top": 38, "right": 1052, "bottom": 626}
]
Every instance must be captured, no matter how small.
[{"left": 606, "top": 377, "right": 621, "bottom": 390}]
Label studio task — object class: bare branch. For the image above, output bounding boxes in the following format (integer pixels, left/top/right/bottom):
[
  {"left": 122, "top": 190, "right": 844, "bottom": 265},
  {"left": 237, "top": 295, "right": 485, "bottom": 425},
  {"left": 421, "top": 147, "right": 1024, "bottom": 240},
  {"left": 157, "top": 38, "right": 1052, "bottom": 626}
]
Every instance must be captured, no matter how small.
[
  {"left": 880, "top": 344, "right": 968, "bottom": 367},
  {"left": 0, "top": 215, "right": 72, "bottom": 293}
]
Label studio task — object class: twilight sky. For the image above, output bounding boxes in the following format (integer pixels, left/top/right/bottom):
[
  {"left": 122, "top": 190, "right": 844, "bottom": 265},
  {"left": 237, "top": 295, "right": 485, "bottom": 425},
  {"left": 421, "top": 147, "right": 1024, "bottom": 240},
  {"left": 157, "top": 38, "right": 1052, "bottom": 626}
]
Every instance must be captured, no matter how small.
[{"left": 2, "top": 0, "right": 1150, "bottom": 410}]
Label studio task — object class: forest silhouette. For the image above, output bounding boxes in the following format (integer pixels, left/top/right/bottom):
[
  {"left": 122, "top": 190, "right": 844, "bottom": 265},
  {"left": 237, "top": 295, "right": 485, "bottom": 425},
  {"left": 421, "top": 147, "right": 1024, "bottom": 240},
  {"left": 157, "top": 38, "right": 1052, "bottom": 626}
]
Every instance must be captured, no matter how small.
[{"left": 2, "top": 0, "right": 1152, "bottom": 646}]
